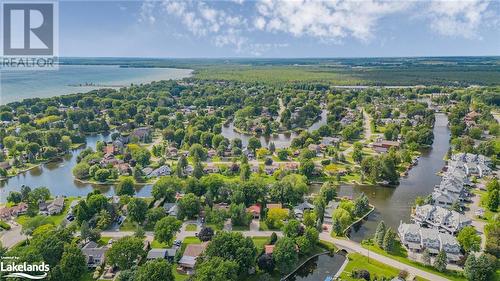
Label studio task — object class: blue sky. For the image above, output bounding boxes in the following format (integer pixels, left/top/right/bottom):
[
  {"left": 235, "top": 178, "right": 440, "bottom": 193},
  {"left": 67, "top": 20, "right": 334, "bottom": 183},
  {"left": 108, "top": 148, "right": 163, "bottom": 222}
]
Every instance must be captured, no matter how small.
[{"left": 59, "top": 0, "right": 500, "bottom": 58}]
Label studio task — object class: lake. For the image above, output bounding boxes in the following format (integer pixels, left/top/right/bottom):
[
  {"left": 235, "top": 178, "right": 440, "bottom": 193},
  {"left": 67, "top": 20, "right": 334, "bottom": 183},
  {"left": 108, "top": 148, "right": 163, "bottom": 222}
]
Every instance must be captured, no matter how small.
[{"left": 0, "top": 65, "right": 192, "bottom": 104}]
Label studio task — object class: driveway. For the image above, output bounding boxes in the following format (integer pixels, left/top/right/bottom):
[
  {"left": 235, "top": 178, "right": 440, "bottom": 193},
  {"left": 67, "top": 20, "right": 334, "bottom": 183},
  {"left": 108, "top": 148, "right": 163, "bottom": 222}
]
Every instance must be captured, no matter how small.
[{"left": 0, "top": 223, "right": 27, "bottom": 248}]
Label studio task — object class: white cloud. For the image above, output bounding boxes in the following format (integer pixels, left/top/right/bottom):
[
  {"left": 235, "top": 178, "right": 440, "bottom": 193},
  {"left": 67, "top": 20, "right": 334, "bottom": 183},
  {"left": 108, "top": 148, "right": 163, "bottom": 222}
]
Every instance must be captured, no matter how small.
[
  {"left": 426, "top": 0, "right": 492, "bottom": 38},
  {"left": 254, "top": 0, "right": 411, "bottom": 42},
  {"left": 138, "top": 0, "right": 496, "bottom": 56}
]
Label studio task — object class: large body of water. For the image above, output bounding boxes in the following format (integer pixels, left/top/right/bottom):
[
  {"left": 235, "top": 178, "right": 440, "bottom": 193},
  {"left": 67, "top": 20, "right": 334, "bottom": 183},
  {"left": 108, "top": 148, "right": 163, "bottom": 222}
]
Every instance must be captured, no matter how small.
[{"left": 0, "top": 65, "right": 192, "bottom": 104}]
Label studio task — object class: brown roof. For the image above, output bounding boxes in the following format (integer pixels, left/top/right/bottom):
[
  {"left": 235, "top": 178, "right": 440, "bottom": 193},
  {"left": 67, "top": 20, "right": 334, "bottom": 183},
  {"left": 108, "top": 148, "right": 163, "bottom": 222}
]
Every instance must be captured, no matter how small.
[
  {"left": 183, "top": 242, "right": 208, "bottom": 257},
  {"left": 266, "top": 203, "right": 282, "bottom": 209}
]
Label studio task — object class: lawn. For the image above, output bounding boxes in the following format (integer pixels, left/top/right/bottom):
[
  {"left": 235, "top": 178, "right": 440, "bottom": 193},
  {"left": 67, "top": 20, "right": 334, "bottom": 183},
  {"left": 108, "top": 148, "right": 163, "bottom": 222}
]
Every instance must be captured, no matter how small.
[
  {"left": 119, "top": 218, "right": 138, "bottom": 231},
  {"left": 361, "top": 240, "right": 466, "bottom": 281},
  {"left": 151, "top": 239, "right": 167, "bottom": 248},
  {"left": 16, "top": 197, "right": 77, "bottom": 227},
  {"left": 232, "top": 224, "right": 250, "bottom": 231},
  {"left": 340, "top": 253, "right": 404, "bottom": 281},
  {"left": 98, "top": 236, "right": 112, "bottom": 246},
  {"left": 179, "top": 236, "right": 201, "bottom": 256},
  {"left": 251, "top": 236, "right": 269, "bottom": 252},
  {"left": 185, "top": 224, "right": 197, "bottom": 231}
]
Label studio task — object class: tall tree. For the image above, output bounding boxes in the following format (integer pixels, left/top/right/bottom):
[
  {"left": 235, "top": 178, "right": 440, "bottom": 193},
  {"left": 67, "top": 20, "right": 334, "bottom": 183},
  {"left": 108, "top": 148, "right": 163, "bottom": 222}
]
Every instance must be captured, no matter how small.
[
  {"left": 433, "top": 250, "right": 447, "bottom": 272},
  {"left": 135, "top": 259, "right": 174, "bottom": 281},
  {"left": 374, "top": 221, "right": 386, "bottom": 248},
  {"left": 106, "top": 236, "right": 145, "bottom": 269},
  {"left": 194, "top": 257, "right": 238, "bottom": 281},
  {"left": 204, "top": 231, "right": 257, "bottom": 274},
  {"left": 154, "top": 216, "right": 182, "bottom": 246},
  {"left": 273, "top": 237, "right": 298, "bottom": 274}
]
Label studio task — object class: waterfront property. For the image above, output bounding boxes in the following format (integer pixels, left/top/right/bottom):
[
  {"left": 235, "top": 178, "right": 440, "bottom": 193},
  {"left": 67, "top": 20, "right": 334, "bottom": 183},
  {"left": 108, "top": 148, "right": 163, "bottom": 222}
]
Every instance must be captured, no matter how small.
[
  {"left": 412, "top": 204, "right": 471, "bottom": 235},
  {"left": 398, "top": 222, "right": 461, "bottom": 262}
]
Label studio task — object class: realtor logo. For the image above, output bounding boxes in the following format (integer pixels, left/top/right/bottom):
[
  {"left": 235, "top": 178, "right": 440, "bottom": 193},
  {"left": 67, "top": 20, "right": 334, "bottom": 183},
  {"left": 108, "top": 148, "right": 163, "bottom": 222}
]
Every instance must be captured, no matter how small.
[
  {"left": 3, "top": 3, "right": 54, "bottom": 55},
  {"left": 1, "top": 1, "right": 58, "bottom": 69}
]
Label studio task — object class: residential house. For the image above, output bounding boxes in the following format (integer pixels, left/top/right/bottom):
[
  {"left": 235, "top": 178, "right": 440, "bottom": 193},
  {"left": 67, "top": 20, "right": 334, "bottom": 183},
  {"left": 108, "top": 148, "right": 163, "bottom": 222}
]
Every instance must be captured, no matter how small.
[
  {"left": 132, "top": 127, "right": 152, "bottom": 143},
  {"left": 412, "top": 204, "right": 471, "bottom": 235},
  {"left": 398, "top": 222, "right": 422, "bottom": 252},
  {"left": 147, "top": 165, "right": 172, "bottom": 178},
  {"left": 247, "top": 204, "right": 261, "bottom": 219},
  {"left": 81, "top": 241, "right": 109, "bottom": 268},
  {"left": 293, "top": 202, "right": 315, "bottom": 219},
  {"left": 147, "top": 248, "right": 177, "bottom": 262},
  {"left": 47, "top": 197, "right": 65, "bottom": 215},
  {"left": 164, "top": 203, "right": 179, "bottom": 217},
  {"left": 178, "top": 242, "right": 208, "bottom": 273},
  {"left": 372, "top": 140, "right": 400, "bottom": 154}
]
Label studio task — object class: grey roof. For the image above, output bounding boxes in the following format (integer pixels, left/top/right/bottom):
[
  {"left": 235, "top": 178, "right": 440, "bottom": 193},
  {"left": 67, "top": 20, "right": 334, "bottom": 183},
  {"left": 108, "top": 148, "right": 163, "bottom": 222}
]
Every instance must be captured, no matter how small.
[{"left": 147, "top": 249, "right": 167, "bottom": 259}]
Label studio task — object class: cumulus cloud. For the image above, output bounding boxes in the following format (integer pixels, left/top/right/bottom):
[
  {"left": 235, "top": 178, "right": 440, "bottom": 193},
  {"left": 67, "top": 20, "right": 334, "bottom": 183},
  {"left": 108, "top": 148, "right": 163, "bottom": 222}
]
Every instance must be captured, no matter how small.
[
  {"left": 138, "top": 0, "right": 495, "bottom": 56},
  {"left": 254, "top": 0, "right": 411, "bottom": 41},
  {"left": 426, "top": 0, "right": 492, "bottom": 38}
]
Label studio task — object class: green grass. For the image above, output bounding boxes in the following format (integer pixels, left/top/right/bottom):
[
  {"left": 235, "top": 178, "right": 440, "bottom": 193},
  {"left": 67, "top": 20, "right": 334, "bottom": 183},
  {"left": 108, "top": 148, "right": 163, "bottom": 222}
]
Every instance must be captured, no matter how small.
[
  {"left": 98, "top": 236, "right": 112, "bottom": 246},
  {"left": 252, "top": 236, "right": 269, "bottom": 252},
  {"left": 179, "top": 236, "right": 202, "bottom": 256},
  {"left": 185, "top": 224, "right": 197, "bottom": 231},
  {"left": 361, "top": 240, "right": 466, "bottom": 281},
  {"left": 340, "top": 253, "right": 403, "bottom": 281},
  {"left": 119, "top": 218, "right": 138, "bottom": 231},
  {"left": 232, "top": 224, "right": 250, "bottom": 231},
  {"left": 151, "top": 240, "right": 168, "bottom": 248},
  {"left": 16, "top": 197, "right": 77, "bottom": 227}
]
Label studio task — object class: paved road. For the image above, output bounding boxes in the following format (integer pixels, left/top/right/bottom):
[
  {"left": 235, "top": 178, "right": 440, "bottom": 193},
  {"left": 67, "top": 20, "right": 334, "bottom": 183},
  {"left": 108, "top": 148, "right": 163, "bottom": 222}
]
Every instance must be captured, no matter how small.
[
  {"left": 343, "top": 109, "right": 373, "bottom": 155},
  {"left": 319, "top": 233, "right": 452, "bottom": 281},
  {"left": 97, "top": 223, "right": 453, "bottom": 281},
  {"left": 465, "top": 192, "right": 487, "bottom": 251}
]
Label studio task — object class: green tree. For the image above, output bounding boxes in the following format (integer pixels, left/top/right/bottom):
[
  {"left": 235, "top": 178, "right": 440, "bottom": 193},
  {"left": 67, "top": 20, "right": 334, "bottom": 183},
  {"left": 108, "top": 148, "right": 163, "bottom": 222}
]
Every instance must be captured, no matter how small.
[
  {"left": 106, "top": 236, "right": 145, "bottom": 269},
  {"left": 177, "top": 193, "right": 201, "bottom": 219},
  {"left": 135, "top": 259, "right": 174, "bottom": 281},
  {"left": 422, "top": 248, "right": 431, "bottom": 265},
  {"left": 283, "top": 219, "right": 303, "bottom": 239},
  {"left": 319, "top": 182, "right": 337, "bottom": 202},
  {"left": 154, "top": 216, "right": 182, "bottom": 246},
  {"left": 59, "top": 244, "right": 86, "bottom": 281},
  {"left": 152, "top": 176, "right": 181, "bottom": 201},
  {"left": 433, "top": 250, "right": 447, "bottom": 272},
  {"left": 457, "top": 226, "right": 481, "bottom": 253},
  {"left": 273, "top": 237, "right": 298, "bottom": 274},
  {"left": 116, "top": 177, "right": 135, "bottom": 196},
  {"left": 127, "top": 198, "right": 148, "bottom": 224},
  {"left": 145, "top": 208, "right": 166, "bottom": 229},
  {"left": 248, "top": 137, "right": 261, "bottom": 153},
  {"left": 374, "top": 221, "right": 386, "bottom": 248},
  {"left": 382, "top": 227, "right": 396, "bottom": 252},
  {"left": 194, "top": 257, "right": 238, "bottom": 281},
  {"left": 204, "top": 231, "right": 257, "bottom": 274},
  {"left": 7, "top": 191, "right": 22, "bottom": 204},
  {"left": 487, "top": 189, "right": 499, "bottom": 212}
]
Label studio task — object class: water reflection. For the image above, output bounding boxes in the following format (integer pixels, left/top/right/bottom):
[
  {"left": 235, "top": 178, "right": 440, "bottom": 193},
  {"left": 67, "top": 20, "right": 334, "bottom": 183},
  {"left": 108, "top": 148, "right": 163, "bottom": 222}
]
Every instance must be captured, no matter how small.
[
  {"left": 285, "top": 253, "right": 346, "bottom": 281},
  {"left": 221, "top": 110, "right": 327, "bottom": 149},
  {"left": 309, "top": 113, "right": 450, "bottom": 242}
]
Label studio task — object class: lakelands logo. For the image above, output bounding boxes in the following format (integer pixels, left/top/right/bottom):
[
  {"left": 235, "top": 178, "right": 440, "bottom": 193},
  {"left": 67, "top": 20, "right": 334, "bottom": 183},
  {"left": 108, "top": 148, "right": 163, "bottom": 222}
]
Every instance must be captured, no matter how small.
[
  {"left": 0, "top": 257, "right": 49, "bottom": 280},
  {"left": 1, "top": 1, "right": 59, "bottom": 70}
]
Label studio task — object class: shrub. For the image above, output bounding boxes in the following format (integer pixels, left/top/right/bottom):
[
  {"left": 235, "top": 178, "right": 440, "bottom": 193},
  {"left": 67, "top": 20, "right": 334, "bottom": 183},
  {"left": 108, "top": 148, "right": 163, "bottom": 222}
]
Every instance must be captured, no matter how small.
[{"left": 352, "top": 269, "right": 370, "bottom": 281}]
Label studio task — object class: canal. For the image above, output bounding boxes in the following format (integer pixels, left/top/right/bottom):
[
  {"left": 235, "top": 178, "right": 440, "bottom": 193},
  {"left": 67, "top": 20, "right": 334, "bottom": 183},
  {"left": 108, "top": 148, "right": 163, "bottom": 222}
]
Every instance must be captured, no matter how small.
[
  {"left": 336, "top": 113, "right": 450, "bottom": 242},
  {"left": 0, "top": 112, "right": 450, "bottom": 243}
]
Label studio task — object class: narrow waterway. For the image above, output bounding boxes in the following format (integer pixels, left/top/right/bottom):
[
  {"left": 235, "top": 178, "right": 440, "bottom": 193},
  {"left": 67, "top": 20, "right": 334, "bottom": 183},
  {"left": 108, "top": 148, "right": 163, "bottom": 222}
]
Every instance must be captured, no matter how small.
[
  {"left": 0, "top": 133, "right": 154, "bottom": 202},
  {"left": 333, "top": 113, "right": 450, "bottom": 242}
]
